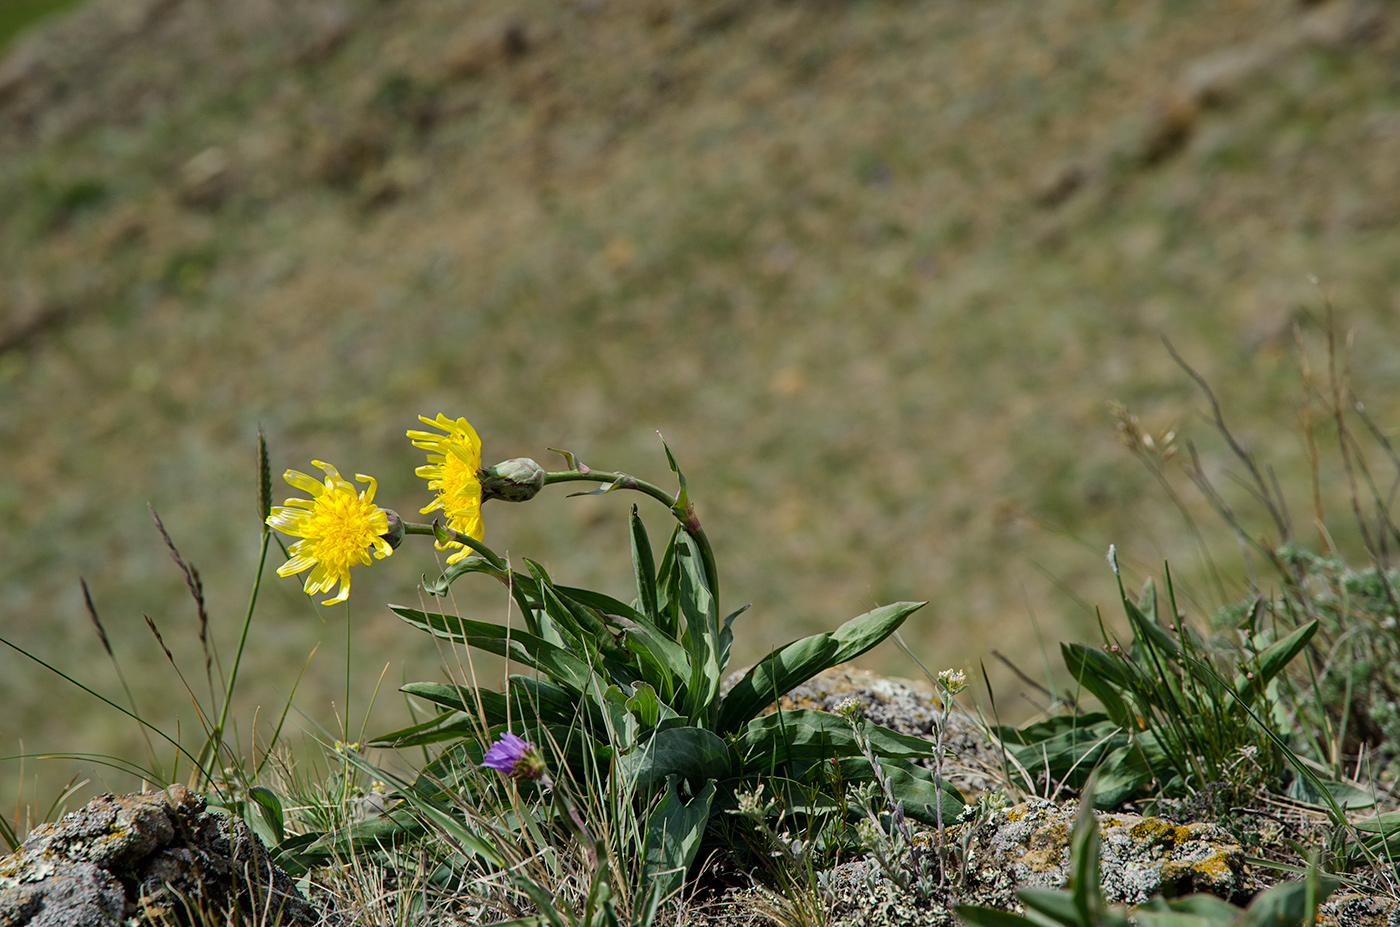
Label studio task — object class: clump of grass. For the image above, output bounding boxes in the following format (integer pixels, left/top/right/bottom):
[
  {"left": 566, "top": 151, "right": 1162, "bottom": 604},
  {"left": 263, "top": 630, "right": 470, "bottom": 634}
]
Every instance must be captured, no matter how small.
[
  {"left": 1111, "top": 321, "right": 1400, "bottom": 787},
  {"left": 983, "top": 319, "right": 1400, "bottom": 904}
]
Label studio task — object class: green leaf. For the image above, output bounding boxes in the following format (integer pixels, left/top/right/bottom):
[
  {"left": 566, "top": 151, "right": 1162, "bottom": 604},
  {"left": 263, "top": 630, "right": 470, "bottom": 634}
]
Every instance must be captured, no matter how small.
[
  {"left": 1352, "top": 808, "right": 1400, "bottom": 849},
  {"left": 719, "top": 632, "right": 839, "bottom": 736},
  {"left": 1087, "top": 742, "right": 1156, "bottom": 808},
  {"left": 1284, "top": 772, "right": 1378, "bottom": 811},
  {"left": 369, "top": 710, "right": 483, "bottom": 748},
  {"left": 423, "top": 555, "right": 514, "bottom": 596},
  {"left": 306, "top": 809, "right": 423, "bottom": 855},
  {"left": 556, "top": 585, "right": 646, "bottom": 625},
  {"left": 511, "top": 676, "right": 592, "bottom": 726},
  {"left": 953, "top": 905, "right": 1038, "bottom": 927},
  {"left": 715, "top": 603, "right": 749, "bottom": 685},
  {"left": 621, "top": 620, "right": 691, "bottom": 704},
  {"left": 626, "top": 681, "right": 664, "bottom": 729},
  {"left": 1239, "top": 875, "right": 1338, "bottom": 927},
  {"left": 529, "top": 561, "right": 625, "bottom": 663},
  {"left": 660, "top": 433, "right": 689, "bottom": 511},
  {"left": 616, "top": 726, "right": 732, "bottom": 793},
  {"left": 269, "top": 832, "right": 324, "bottom": 877},
  {"left": 736, "top": 709, "right": 936, "bottom": 768},
  {"left": 677, "top": 534, "right": 721, "bottom": 726},
  {"left": 998, "top": 715, "right": 1128, "bottom": 789},
  {"left": 556, "top": 581, "right": 692, "bottom": 701},
  {"left": 1066, "top": 785, "right": 1104, "bottom": 926},
  {"left": 397, "top": 677, "right": 583, "bottom": 730},
  {"left": 1016, "top": 888, "right": 1088, "bottom": 927},
  {"left": 643, "top": 777, "right": 715, "bottom": 906},
  {"left": 1061, "top": 642, "right": 1133, "bottom": 729},
  {"left": 1121, "top": 592, "right": 1181, "bottom": 660},
  {"left": 995, "top": 711, "right": 1114, "bottom": 745},
  {"left": 1137, "top": 577, "right": 1158, "bottom": 624},
  {"left": 631, "top": 505, "right": 660, "bottom": 626},
  {"left": 389, "top": 605, "right": 608, "bottom": 705},
  {"left": 1234, "top": 620, "right": 1318, "bottom": 701},
  {"left": 400, "top": 681, "right": 504, "bottom": 717},
  {"left": 716, "top": 602, "right": 923, "bottom": 734},
  {"left": 1132, "top": 895, "right": 1242, "bottom": 927},
  {"left": 655, "top": 525, "right": 683, "bottom": 640},
  {"left": 602, "top": 684, "right": 640, "bottom": 751},
  {"left": 246, "top": 786, "right": 285, "bottom": 846}
]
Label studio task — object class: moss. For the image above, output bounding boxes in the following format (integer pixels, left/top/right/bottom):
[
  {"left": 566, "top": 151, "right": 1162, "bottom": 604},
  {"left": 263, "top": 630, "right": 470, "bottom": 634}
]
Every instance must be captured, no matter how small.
[
  {"left": 1158, "top": 846, "right": 1239, "bottom": 899},
  {"left": 1128, "top": 817, "right": 1191, "bottom": 849}
]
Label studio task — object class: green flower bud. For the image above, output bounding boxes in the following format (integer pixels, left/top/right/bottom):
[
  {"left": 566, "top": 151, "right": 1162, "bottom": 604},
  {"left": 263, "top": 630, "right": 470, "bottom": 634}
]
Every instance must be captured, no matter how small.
[
  {"left": 480, "top": 457, "right": 546, "bottom": 503},
  {"left": 380, "top": 509, "right": 405, "bottom": 549}
]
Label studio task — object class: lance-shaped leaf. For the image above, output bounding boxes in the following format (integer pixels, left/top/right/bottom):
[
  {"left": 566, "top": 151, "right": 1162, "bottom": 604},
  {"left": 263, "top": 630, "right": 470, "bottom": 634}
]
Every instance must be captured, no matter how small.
[
  {"left": 655, "top": 524, "right": 683, "bottom": 640},
  {"left": 717, "top": 601, "right": 924, "bottom": 734},
  {"left": 527, "top": 561, "right": 631, "bottom": 664},
  {"left": 389, "top": 605, "right": 610, "bottom": 707},
  {"left": 556, "top": 583, "right": 690, "bottom": 699},
  {"left": 1234, "top": 619, "right": 1317, "bottom": 701},
  {"left": 735, "top": 708, "right": 935, "bottom": 769},
  {"left": 306, "top": 808, "right": 423, "bottom": 856},
  {"left": 422, "top": 555, "right": 515, "bottom": 597},
  {"left": 630, "top": 506, "right": 661, "bottom": 626},
  {"left": 369, "top": 710, "right": 484, "bottom": 748},
  {"left": 395, "top": 677, "right": 583, "bottom": 731},
  {"left": 677, "top": 535, "right": 721, "bottom": 726},
  {"left": 1061, "top": 642, "right": 1133, "bottom": 730}
]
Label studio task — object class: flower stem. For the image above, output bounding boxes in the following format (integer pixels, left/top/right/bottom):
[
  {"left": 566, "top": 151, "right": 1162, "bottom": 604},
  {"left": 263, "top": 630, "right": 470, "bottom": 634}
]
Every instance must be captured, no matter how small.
[
  {"left": 540, "top": 469, "right": 721, "bottom": 605},
  {"left": 401, "top": 521, "right": 510, "bottom": 572}
]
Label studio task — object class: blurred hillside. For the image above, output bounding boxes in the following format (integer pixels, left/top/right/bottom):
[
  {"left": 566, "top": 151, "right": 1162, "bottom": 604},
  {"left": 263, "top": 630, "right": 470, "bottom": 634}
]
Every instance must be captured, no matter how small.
[{"left": 3, "top": 0, "right": 1400, "bottom": 816}]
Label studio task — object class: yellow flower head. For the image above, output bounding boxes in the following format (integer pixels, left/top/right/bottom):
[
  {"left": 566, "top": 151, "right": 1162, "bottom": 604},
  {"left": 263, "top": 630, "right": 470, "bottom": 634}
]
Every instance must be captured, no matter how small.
[
  {"left": 267, "top": 461, "right": 392, "bottom": 605},
  {"left": 408, "top": 414, "right": 483, "bottom": 563}
]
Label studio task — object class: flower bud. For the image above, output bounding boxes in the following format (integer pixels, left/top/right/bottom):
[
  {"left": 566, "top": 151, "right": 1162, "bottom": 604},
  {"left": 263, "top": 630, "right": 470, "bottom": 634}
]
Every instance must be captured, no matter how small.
[
  {"left": 379, "top": 509, "right": 405, "bottom": 549},
  {"left": 480, "top": 457, "right": 546, "bottom": 503}
]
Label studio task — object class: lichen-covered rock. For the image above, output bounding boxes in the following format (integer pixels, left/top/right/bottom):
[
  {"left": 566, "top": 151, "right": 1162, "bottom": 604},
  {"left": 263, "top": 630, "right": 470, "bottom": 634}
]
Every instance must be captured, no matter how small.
[
  {"left": 1318, "top": 892, "right": 1400, "bottom": 927},
  {"left": 773, "top": 667, "right": 1002, "bottom": 796},
  {"left": 0, "top": 784, "right": 319, "bottom": 926},
  {"left": 960, "top": 799, "right": 1245, "bottom": 905},
  {"left": 0, "top": 861, "right": 125, "bottom": 927}
]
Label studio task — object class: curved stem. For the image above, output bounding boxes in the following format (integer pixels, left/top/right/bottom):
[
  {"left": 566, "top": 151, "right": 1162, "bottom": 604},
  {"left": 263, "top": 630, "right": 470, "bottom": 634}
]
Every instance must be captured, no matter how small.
[
  {"left": 541, "top": 470, "right": 720, "bottom": 605},
  {"left": 402, "top": 521, "right": 509, "bottom": 572},
  {"left": 401, "top": 522, "right": 542, "bottom": 635}
]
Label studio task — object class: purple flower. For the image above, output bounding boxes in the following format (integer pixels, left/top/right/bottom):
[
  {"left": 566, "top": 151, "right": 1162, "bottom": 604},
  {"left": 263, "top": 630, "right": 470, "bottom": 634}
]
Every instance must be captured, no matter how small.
[{"left": 480, "top": 732, "right": 547, "bottom": 781}]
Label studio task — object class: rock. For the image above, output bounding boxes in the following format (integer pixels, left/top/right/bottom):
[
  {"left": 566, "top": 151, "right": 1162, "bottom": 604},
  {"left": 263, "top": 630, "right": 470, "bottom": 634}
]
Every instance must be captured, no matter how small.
[
  {"left": 0, "top": 862, "right": 125, "bottom": 927},
  {"left": 960, "top": 798, "right": 1244, "bottom": 906},
  {"left": 0, "top": 784, "right": 319, "bottom": 926},
  {"left": 776, "top": 667, "right": 1003, "bottom": 797}
]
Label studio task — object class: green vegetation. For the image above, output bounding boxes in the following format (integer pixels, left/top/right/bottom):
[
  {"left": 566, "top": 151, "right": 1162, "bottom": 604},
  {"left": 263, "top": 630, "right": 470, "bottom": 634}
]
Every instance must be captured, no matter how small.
[
  {"left": 4, "top": 0, "right": 1400, "bottom": 920},
  {"left": 6, "top": 376, "right": 1399, "bottom": 922},
  {"left": 0, "top": 0, "right": 86, "bottom": 53}
]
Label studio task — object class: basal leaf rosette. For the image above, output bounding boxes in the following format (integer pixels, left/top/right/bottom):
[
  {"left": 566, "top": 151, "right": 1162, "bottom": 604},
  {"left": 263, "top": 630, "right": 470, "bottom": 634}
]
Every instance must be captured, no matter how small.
[
  {"left": 408, "top": 414, "right": 484, "bottom": 564},
  {"left": 267, "top": 461, "right": 394, "bottom": 605}
]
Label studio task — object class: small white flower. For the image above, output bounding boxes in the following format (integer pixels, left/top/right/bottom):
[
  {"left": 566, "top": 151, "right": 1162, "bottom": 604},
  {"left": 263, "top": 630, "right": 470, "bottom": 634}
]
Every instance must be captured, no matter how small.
[
  {"left": 937, "top": 669, "right": 967, "bottom": 696},
  {"left": 833, "top": 696, "right": 863, "bottom": 720}
]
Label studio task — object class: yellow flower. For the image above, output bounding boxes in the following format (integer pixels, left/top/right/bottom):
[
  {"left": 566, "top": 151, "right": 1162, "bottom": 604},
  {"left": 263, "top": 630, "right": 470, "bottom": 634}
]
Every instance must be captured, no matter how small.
[
  {"left": 267, "top": 461, "right": 392, "bottom": 605},
  {"left": 408, "top": 414, "right": 483, "bottom": 563}
]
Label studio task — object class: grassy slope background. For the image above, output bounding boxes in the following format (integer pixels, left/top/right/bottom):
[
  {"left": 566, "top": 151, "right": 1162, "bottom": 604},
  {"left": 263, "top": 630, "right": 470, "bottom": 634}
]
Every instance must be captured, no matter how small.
[{"left": 2, "top": 0, "right": 1400, "bottom": 821}]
